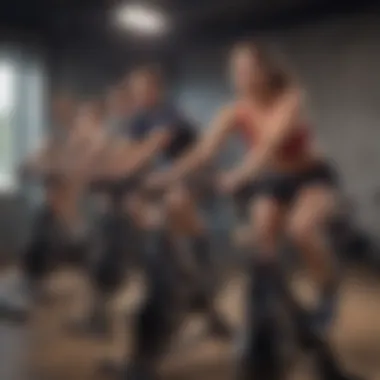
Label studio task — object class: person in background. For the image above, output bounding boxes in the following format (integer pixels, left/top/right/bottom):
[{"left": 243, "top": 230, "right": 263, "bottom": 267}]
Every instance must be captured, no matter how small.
[
  {"left": 65, "top": 84, "right": 138, "bottom": 337},
  {"left": 0, "top": 94, "right": 79, "bottom": 320},
  {"left": 114, "top": 66, "right": 231, "bottom": 380}
]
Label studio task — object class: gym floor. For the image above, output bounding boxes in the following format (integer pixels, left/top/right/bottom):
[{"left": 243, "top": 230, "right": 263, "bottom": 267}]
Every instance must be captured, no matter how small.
[{"left": 1, "top": 268, "right": 380, "bottom": 380}]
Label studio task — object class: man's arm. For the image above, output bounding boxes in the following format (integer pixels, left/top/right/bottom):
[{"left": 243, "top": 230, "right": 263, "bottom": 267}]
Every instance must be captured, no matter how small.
[
  {"left": 122, "top": 128, "right": 172, "bottom": 175},
  {"left": 116, "top": 109, "right": 179, "bottom": 176}
]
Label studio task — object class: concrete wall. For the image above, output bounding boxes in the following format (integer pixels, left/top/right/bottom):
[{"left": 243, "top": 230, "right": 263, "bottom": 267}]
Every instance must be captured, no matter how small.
[
  {"left": 50, "top": 47, "right": 117, "bottom": 98},
  {"left": 175, "top": 11, "right": 380, "bottom": 235},
  {"left": 50, "top": 45, "right": 178, "bottom": 98}
]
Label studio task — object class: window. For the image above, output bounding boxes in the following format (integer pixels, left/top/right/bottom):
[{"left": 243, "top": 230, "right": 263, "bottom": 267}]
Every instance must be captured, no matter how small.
[{"left": 0, "top": 62, "right": 16, "bottom": 192}]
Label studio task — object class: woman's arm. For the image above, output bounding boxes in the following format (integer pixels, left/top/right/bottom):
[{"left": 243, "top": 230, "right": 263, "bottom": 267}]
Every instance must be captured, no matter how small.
[
  {"left": 165, "top": 105, "right": 236, "bottom": 181},
  {"left": 226, "top": 88, "right": 301, "bottom": 188}
]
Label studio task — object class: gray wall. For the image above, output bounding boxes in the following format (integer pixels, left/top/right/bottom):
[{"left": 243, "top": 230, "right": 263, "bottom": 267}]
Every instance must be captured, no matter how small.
[
  {"left": 175, "top": 11, "right": 380, "bottom": 235},
  {"left": 50, "top": 47, "right": 116, "bottom": 98},
  {"left": 50, "top": 45, "right": 177, "bottom": 98}
]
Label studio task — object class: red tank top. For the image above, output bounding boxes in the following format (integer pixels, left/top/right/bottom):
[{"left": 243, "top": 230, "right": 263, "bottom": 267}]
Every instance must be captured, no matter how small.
[{"left": 234, "top": 105, "right": 311, "bottom": 161}]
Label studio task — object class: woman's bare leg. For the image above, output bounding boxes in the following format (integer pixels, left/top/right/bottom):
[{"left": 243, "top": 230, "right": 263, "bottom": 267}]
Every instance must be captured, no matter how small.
[{"left": 288, "top": 185, "right": 338, "bottom": 332}]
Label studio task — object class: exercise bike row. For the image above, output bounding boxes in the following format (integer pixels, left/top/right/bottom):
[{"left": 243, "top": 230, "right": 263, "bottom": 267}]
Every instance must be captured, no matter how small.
[
  {"left": 0, "top": 172, "right": 369, "bottom": 380},
  {"left": 1, "top": 171, "right": 373, "bottom": 317}
]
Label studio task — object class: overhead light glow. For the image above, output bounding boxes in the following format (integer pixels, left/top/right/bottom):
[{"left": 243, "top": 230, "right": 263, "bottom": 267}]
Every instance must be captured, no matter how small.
[{"left": 115, "top": 4, "right": 168, "bottom": 35}]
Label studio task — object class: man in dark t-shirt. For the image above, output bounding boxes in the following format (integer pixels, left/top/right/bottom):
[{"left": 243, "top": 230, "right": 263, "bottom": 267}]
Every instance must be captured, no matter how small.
[
  {"left": 128, "top": 102, "right": 197, "bottom": 162},
  {"left": 120, "top": 66, "right": 230, "bottom": 380}
]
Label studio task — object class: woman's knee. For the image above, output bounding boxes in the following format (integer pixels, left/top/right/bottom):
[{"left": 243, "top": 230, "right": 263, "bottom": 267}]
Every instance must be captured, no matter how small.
[{"left": 288, "top": 186, "right": 336, "bottom": 248}]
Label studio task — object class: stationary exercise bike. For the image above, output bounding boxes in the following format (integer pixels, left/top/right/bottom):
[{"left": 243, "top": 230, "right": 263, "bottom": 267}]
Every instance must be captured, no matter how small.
[{"left": 231, "top": 187, "right": 364, "bottom": 380}]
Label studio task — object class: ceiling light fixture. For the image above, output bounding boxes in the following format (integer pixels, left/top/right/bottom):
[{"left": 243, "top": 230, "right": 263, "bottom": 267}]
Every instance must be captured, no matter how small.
[{"left": 115, "top": 4, "right": 168, "bottom": 36}]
